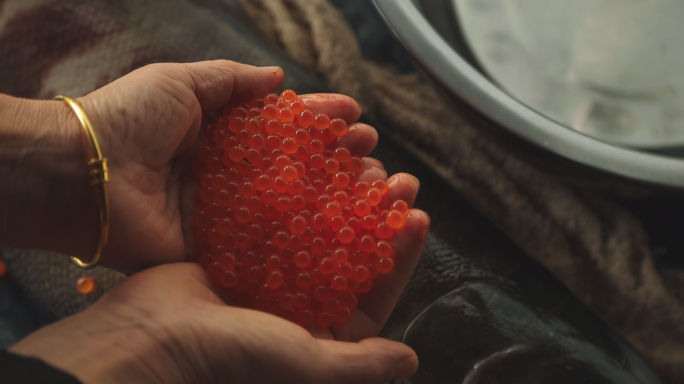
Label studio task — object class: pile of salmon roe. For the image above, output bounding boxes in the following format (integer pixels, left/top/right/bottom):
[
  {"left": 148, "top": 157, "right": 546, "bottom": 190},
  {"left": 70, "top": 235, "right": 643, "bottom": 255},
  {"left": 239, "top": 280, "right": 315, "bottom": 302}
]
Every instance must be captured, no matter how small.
[{"left": 192, "top": 90, "right": 408, "bottom": 328}]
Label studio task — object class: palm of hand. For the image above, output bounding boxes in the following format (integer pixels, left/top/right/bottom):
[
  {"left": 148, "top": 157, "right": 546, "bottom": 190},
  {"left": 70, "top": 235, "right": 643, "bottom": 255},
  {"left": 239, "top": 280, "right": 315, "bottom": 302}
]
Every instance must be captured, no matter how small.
[
  {"left": 80, "top": 62, "right": 283, "bottom": 272},
  {"left": 101, "top": 263, "right": 421, "bottom": 384}
]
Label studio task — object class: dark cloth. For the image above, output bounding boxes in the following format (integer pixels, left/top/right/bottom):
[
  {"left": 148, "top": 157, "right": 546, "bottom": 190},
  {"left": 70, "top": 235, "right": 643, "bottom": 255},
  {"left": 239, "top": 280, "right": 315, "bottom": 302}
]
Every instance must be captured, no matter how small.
[{"left": 0, "top": 350, "right": 81, "bottom": 384}]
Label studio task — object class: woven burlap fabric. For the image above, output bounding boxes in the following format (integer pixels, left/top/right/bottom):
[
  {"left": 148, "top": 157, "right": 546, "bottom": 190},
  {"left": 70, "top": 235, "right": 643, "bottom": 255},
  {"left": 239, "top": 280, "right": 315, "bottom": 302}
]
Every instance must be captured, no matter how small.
[
  {"left": 236, "top": 0, "right": 684, "bottom": 381},
  {"left": 0, "top": 0, "right": 682, "bottom": 381}
]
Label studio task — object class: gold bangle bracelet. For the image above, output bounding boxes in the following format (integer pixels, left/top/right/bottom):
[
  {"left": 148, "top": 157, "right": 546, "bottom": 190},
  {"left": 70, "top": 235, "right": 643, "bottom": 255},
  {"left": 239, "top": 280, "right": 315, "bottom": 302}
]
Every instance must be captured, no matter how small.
[{"left": 55, "top": 95, "right": 109, "bottom": 270}]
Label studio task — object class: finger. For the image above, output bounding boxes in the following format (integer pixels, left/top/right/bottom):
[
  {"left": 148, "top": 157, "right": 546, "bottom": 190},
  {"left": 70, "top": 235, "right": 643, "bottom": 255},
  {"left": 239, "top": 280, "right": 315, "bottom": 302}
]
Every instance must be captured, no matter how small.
[
  {"left": 299, "top": 94, "right": 362, "bottom": 124},
  {"left": 315, "top": 338, "right": 418, "bottom": 383},
  {"left": 357, "top": 158, "right": 387, "bottom": 181},
  {"left": 332, "top": 210, "right": 430, "bottom": 341},
  {"left": 160, "top": 60, "right": 284, "bottom": 112},
  {"left": 379, "top": 173, "right": 420, "bottom": 209},
  {"left": 333, "top": 123, "right": 378, "bottom": 157}
]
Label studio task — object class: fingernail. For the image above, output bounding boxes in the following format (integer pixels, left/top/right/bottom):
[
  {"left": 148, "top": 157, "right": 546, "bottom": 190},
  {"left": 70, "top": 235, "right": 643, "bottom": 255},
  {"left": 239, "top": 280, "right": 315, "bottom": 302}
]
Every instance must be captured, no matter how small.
[{"left": 394, "top": 355, "right": 419, "bottom": 379}]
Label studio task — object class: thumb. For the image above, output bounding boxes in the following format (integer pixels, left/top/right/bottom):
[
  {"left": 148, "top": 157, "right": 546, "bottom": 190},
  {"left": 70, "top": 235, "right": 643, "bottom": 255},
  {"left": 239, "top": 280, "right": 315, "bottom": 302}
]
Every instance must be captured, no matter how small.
[
  {"left": 176, "top": 60, "right": 284, "bottom": 112},
  {"left": 315, "top": 338, "right": 419, "bottom": 383}
]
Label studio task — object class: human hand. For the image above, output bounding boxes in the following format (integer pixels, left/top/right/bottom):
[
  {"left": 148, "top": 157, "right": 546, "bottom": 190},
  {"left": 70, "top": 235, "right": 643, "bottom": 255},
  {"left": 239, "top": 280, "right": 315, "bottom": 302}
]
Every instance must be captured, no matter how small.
[
  {"left": 9, "top": 262, "right": 424, "bottom": 384},
  {"left": 74, "top": 60, "right": 415, "bottom": 273}
]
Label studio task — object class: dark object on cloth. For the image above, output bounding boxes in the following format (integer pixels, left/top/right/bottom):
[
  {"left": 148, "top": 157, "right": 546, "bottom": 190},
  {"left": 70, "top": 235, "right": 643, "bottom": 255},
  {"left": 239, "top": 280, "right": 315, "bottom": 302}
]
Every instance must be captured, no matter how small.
[
  {"left": 0, "top": 350, "right": 82, "bottom": 384},
  {"left": 0, "top": 0, "right": 674, "bottom": 383}
]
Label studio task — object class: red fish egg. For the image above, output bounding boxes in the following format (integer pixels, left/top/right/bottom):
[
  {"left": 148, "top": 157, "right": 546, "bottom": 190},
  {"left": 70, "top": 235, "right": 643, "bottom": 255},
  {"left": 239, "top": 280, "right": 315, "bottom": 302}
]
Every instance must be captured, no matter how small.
[
  {"left": 391, "top": 200, "right": 409, "bottom": 215},
  {"left": 281, "top": 123, "right": 296, "bottom": 137},
  {"left": 299, "top": 110, "right": 315, "bottom": 128},
  {"left": 319, "top": 258, "right": 337, "bottom": 275},
  {"left": 247, "top": 133, "right": 265, "bottom": 149},
  {"left": 294, "top": 251, "right": 312, "bottom": 268},
  {"left": 274, "top": 154, "right": 292, "bottom": 169},
  {"left": 296, "top": 145, "right": 311, "bottom": 161},
  {"left": 228, "top": 145, "right": 246, "bottom": 162},
  {"left": 308, "top": 154, "right": 325, "bottom": 169},
  {"left": 371, "top": 180, "right": 388, "bottom": 194},
  {"left": 279, "top": 293, "right": 296, "bottom": 310},
  {"left": 274, "top": 231, "right": 291, "bottom": 249},
  {"left": 280, "top": 89, "right": 298, "bottom": 102},
  {"left": 250, "top": 98, "right": 265, "bottom": 109},
  {"left": 291, "top": 195, "right": 306, "bottom": 211},
  {"left": 353, "top": 199, "right": 372, "bottom": 216},
  {"left": 386, "top": 210, "right": 406, "bottom": 228},
  {"left": 376, "top": 240, "right": 393, "bottom": 258},
  {"left": 333, "top": 190, "right": 351, "bottom": 206},
  {"left": 275, "top": 196, "right": 292, "bottom": 212},
  {"left": 273, "top": 176, "right": 290, "bottom": 194},
  {"left": 365, "top": 188, "right": 382, "bottom": 206},
  {"left": 265, "top": 119, "right": 282, "bottom": 135},
  {"left": 311, "top": 212, "right": 329, "bottom": 231},
  {"left": 290, "top": 100, "right": 306, "bottom": 114},
  {"left": 228, "top": 194, "right": 245, "bottom": 210},
  {"left": 265, "top": 255, "right": 283, "bottom": 272},
  {"left": 323, "top": 201, "right": 342, "bottom": 218},
  {"left": 330, "top": 215, "right": 346, "bottom": 232},
  {"left": 308, "top": 139, "right": 325, "bottom": 154},
  {"left": 336, "top": 227, "right": 355, "bottom": 243},
  {"left": 332, "top": 172, "right": 350, "bottom": 189},
  {"left": 361, "top": 214, "right": 378, "bottom": 230},
  {"left": 329, "top": 118, "right": 348, "bottom": 136},
  {"left": 347, "top": 217, "right": 361, "bottom": 234},
  {"left": 296, "top": 271, "right": 312, "bottom": 289},
  {"left": 324, "top": 158, "right": 340, "bottom": 174},
  {"left": 331, "top": 275, "right": 348, "bottom": 291},
  {"left": 282, "top": 165, "right": 298, "bottom": 181},
  {"left": 247, "top": 107, "right": 262, "bottom": 118},
  {"left": 289, "top": 215, "right": 308, "bottom": 235},
  {"left": 332, "top": 247, "right": 349, "bottom": 264},
  {"left": 277, "top": 108, "right": 294, "bottom": 123},
  {"left": 295, "top": 309, "right": 314, "bottom": 325},
  {"left": 215, "top": 217, "right": 235, "bottom": 235},
  {"left": 235, "top": 207, "right": 251, "bottom": 224},
  {"left": 339, "top": 262, "right": 354, "bottom": 279},
  {"left": 213, "top": 128, "right": 228, "bottom": 146},
  {"left": 230, "top": 106, "right": 246, "bottom": 119},
  {"left": 315, "top": 194, "right": 331, "bottom": 212},
  {"left": 266, "top": 270, "right": 284, "bottom": 289},
  {"left": 333, "top": 148, "right": 351, "bottom": 163},
  {"left": 347, "top": 157, "right": 365, "bottom": 174},
  {"left": 238, "top": 181, "right": 256, "bottom": 198},
  {"left": 374, "top": 222, "right": 394, "bottom": 239},
  {"left": 317, "top": 312, "right": 334, "bottom": 328},
  {"left": 264, "top": 93, "right": 279, "bottom": 105},
  {"left": 261, "top": 104, "right": 277, "bottom": 120},
  {"left": 246, "top": 149, "right": 262, "bottom": 166},
  {"left": 352, "top": 181, "right": 370, "bottom": 197},
  {"left": 228, "top": 117, "right": 245, "bottom": 133},
  {"left": 313, "top": 113, "right": 331, "bottom": 130},
  {"left": 358, "top": 235, "right": 375, "bottom": 253},
  {"left": 245, "top": 117, "right": 261, "bottom": 134},
  {"left": 254, "top": 174, "right": 272, "bottom": 191}
]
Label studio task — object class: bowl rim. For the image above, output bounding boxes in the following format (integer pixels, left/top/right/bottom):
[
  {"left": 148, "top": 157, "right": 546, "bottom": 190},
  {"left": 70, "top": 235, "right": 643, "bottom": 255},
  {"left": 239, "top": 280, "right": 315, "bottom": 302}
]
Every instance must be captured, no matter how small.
[{"left": 372, "top": 0, "right": 684, "bottom": 189}]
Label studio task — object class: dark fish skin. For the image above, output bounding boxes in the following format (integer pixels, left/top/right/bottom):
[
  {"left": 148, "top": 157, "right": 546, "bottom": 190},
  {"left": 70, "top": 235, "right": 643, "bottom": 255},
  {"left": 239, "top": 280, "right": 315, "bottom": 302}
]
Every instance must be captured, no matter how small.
[{"left": 371, "top": 129, "right": 662, "bottom": 384}]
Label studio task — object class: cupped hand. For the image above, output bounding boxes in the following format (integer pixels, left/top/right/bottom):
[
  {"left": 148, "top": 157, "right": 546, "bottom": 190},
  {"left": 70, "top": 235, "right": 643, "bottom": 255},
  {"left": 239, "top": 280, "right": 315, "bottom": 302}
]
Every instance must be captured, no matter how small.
[
  {"left": 77, "top": 60, "right": 428, "bottom": 276},
  {"left": 9, "top": 262, "right": 424, "bottom": 384}
]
